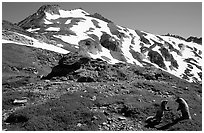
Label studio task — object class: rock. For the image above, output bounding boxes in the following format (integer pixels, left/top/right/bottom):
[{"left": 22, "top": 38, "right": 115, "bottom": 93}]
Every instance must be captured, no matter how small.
[
  {"left": 60, "top": 77, "right": 68, "bottom": 81},
  {"left": 104, "top": 111, "right": 109, "bottom": 116},
  {"left": 10, "top": 66, "right": 19, "bottom": 71},
  {"left": 43, "top": 52, "right": 91, "bottom": 79},
  {"left": 107, "top": 117, "right": 112, "bottom": 122},
  {"left": 148, "top": 50, "right": 166, "bottom": 70},
  {"left": 76, "top": 69, "right": 98, "bottom": 82},
  {"left": 104, "top": 126, "right": 109, "bottom": 130},
  {"left": 37, "top": 86, "right": 44, "bottom": 90},
  {"left": 38, "top": 75, "right": 44, "bottom": 79},
  {"left": 58, "top": 52, "right": 90, "bottom": 66},
  {"left": 74, "top": 69, "right": 86, "bottom": 74},
  {"left": 13, "top": 98, "right": 28, "bottom": 105},
  {"left": 184, "top": 86, "right": 189, "bottom": 90},
  {"left": 118, "top": 116, "right": 127, "bottom": 121},
  {"left": 77, "top": 76, "right": 95, "bottom": 82},
  {"left": 91, "top": 116, "right": 98, "bottom": 121},
  {"left": 100, "top": 33, "right": 119, "bottom": 52},
  {"left": 90, "top": 96, "right": 96, "bottom": 101},
  {"left": 78, "top": 38, "right": 102, "bottom": 57},
  {"left": 172, "top": 85, "right": 177, "bottom": 89},
  {"left": 77, "top": 123, "right": 82, "bottom": 127},
  {"left": 177, "top": 90, "right": 183, "bottom": 94},
  {"left": 44, "top": 80, "right": 50, "bottom": 83}
]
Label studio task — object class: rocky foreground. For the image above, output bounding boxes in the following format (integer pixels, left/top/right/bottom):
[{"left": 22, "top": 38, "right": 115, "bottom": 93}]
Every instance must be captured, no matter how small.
[{"left": 2, "top": 44, "right": 202, "bottom": 131}]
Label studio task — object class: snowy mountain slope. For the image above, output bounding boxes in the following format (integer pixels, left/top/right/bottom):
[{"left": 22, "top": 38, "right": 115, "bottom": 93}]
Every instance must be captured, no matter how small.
[
  {"left": 2, "top": 30, "right": 69, "bottom": 54},
  {"left": 2, "top": 5, "right": 202, "bottom": 83}
]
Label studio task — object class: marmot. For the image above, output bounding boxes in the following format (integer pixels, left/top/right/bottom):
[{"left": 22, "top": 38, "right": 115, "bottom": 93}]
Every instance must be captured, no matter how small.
[
  {"left": 145, "top": 100, "right": 169, "bottom": 123},
  {"left": 176, "top": 97, "right": 192, "bottom": 120}
]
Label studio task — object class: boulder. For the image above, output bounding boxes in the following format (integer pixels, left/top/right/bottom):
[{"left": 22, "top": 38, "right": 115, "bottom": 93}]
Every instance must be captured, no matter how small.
[
  {"left": 78, "top": 38, "right": 102, "bottom": 57},
  {"left": 42, "top": 52, "right": 91, "bottom": 79}
]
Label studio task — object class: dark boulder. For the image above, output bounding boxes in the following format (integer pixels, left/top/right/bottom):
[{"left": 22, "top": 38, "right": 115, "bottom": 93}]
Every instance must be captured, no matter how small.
[
  {"left": 42, "top": 52, "right": 91, "bottom": 79},
  {"left": 100, "top": 33, "right": 119, "bottom": 52}
]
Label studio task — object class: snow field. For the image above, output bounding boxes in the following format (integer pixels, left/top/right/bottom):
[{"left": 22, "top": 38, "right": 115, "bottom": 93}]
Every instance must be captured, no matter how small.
[
  {"left": 46, "top": 27, "right": 60, "bottom": 31},
  {"left": 2, "top": 37, "right": 69, "bottom": 54}
]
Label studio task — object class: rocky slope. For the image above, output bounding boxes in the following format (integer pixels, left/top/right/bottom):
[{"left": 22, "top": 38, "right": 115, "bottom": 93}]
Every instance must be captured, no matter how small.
[{"left": 2, "top": 46, "right": 202, "bottom": 131}]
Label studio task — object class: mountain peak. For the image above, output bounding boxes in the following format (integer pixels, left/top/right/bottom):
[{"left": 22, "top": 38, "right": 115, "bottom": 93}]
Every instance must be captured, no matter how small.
[{"left": 37, "top": 4, "right": 61, "bottom": 15}]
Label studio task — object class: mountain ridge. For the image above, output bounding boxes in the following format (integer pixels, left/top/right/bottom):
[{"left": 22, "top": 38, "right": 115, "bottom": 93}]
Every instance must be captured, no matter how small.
[{"left": 2, "top": 4, "right": 202, "bottom": 83}]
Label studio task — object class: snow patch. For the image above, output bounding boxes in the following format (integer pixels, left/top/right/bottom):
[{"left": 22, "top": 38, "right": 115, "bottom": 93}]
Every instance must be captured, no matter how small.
[
  {"left": 45, "top": 12, "right": 60, "bottom": 20},
  {"left": 54, "top": 34, "right": 89, "bottom": 45},
  {"left": 65, "top": 19, "right": 72, "bottom": 24},
  {"left": 46, "top": 27, "right": 60, "bottom": 31},
  {"left": 44, "top": 19, "right": 53, "bottom": 24},
  {"left": 27, "top": 28, "right": 40, "bottom": 32},
  {"left": 2, "top": 39, "right": 69, "bottom": 54},
  {"left": 58, "top": 9, "right": 89, "bottom": 18}
]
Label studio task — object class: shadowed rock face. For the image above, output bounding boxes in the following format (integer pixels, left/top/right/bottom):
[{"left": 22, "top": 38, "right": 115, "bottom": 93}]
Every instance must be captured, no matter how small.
[
  {"left": 159, "top": 47, "right": 178, "bottom": 69},
  {"left": 100, "top": 33, "right": 119, "bottom": 52},
  {"left": 17, "top": 12, "right": 45, "bottom": 30},
  {"left": 99, "top": 33, "right": 127, "bottom": 62},
  {"left": 148, "top": 50, "right": 166, "bottom": 70},
  {"left": 17, "top": 5, "right": 61, "bottom": 29},
  {"left": 107, "top": 23, "right": 126, "bottom": 39},
  {"left": 186, "top": 36, "right": 202, "bottom": 44},
  {"left": 135, "top": 30, "right": 151, "bottom": 45},
  {"left": 37, "top": 4, "right": 61, "bottom": 15},
  {"left": 43, "top": 52, "right": 91, "bottom": 79}
]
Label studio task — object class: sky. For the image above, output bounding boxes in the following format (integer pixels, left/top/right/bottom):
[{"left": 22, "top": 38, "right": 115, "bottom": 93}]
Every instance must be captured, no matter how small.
[{"left": 2, "top": 2, "right": 202, "bottom": 38}]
